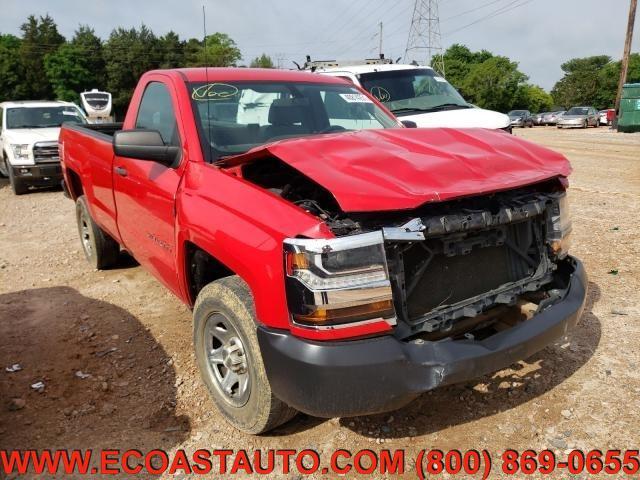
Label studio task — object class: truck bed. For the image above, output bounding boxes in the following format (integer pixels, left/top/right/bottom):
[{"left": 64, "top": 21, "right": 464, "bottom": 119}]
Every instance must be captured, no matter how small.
[{"left": 62, "top": 122, "right": 123, "bottom": 140}]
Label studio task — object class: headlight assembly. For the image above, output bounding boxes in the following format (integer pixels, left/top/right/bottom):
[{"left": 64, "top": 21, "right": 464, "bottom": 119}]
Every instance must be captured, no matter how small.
[
  {"left": 10, "top": 144, "right": 30, "bottom": 161},
  {"left": 284, "top": 232, "right": 396, "bottom": 329},
  {"left": 546, "top": 193, "right": 572, "bottom": 259}
]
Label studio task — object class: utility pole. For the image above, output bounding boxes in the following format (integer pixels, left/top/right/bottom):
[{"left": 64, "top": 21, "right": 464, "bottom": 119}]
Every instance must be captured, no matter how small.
[
  {"left": 378, "top": 22, "right": 384, "bottom": 57},
  {"left": 615, "top": 0, "right": 637, "bottom": 116},
  {"left": 405, "top": 0, "right": 445, "bottom": 75}
]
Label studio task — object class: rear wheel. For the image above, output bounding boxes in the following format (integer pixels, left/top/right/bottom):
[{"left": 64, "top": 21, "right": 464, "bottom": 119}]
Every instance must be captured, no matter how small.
[
  {"left": 193, "top": 276, "right": 297, "bottom": 434},
  {"left": 75, "top": 195, "right": 120, "bottom": 269}
]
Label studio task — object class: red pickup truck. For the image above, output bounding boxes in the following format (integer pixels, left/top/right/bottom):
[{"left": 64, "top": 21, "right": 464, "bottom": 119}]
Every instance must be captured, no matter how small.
[{"left": 60, "top": 68, "right": 586, "bottom": 434}]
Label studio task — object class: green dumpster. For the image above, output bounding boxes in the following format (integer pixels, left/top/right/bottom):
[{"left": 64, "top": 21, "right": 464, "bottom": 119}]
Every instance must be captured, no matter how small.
[{"left": 618, "top": 83, "right": 640, "bottom": 133}]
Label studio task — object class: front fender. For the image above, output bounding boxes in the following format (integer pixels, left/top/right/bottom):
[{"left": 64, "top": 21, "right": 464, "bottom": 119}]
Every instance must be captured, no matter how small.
[{"left": 176, "top": 161, "right": 332, "bottom": 330}]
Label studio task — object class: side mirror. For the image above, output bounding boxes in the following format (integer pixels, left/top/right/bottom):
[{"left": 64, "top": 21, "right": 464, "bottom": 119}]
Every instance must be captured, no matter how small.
[
  {"left": 113, "top": 129, "right": 180, "bottom": 166},
  {"left": 401, "top": 120, "right": 418, "bottom": 128}
]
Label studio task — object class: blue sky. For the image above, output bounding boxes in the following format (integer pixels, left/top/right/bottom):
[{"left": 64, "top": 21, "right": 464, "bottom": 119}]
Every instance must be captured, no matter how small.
[{"left": 0, "top": 0, "right": 637, "bottom": 90}]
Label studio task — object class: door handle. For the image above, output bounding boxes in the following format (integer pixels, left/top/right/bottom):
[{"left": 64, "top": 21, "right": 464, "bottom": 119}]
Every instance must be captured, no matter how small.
[{"left": 114, "top": 166, "right": 128, "bottom": 177}]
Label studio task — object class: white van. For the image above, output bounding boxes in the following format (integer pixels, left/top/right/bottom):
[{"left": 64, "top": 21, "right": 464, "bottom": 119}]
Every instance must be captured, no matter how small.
[{"left": 311, "top": 60, "right": 511, "bottom": 131}]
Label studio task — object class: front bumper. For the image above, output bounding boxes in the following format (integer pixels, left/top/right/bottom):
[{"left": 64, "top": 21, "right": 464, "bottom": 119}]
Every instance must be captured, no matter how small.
[
  {"left": 12, "top": 164, "right": 62, "bottom": 185},
  {"left": 557, "top": 121, "right": 584, "bottom": 128},
  {"left": 258, "top": 257, "right": 587, "bottom": 418}
]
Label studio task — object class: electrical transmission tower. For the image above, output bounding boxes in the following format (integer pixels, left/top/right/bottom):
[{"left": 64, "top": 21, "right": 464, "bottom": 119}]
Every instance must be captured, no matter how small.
[{"left": 404, "top": 0, "right": 446, "bottom": 76}]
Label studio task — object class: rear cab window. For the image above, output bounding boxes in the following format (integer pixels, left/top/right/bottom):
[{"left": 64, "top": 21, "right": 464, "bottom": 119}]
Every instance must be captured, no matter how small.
[{"left": 135, "top": 82, "right": 181, "bottom": 147}]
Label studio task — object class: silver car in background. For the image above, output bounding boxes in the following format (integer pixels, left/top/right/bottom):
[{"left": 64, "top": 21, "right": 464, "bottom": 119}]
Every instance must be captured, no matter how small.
[
  {"left": 533, "top": 112, "right": 547, "bottom": 125},
  {"left": 542, "top": 111, "right": 565, "bottom": 125},
  {"left": 557, "top": 106, "right": 600, "bottom": 129},
  {"left": 508, "top": 110, "right": 534, "bottom": 128}
]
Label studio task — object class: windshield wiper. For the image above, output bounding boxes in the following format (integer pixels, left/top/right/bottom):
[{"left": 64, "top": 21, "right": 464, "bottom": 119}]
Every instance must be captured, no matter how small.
[
  {"left": 425, "top": 103, "right": 472, "bottom": 112},
  {"left": 392, "top": 104, "right": 471, "bottom": 115},
  {"left": 13, "top": 125, "right": 57, "bottom": 129},
  {"left": 390, "top": 107, "right": 433, "bottom": 115}
]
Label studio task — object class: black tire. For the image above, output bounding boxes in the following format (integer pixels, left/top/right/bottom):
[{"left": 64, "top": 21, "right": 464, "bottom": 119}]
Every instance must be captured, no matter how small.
[
  {"left": 0, "top": 155, "right": 9, "bottom": 178},
  {"left": 193, "top": 276, "right": 297, "bottom": 434},
  {"left": 582, "top": 120, "right": 587, "bottom": 129},
  {"left": 75, "top": 195, "right": 120, "bottom": 269},
  {"left": 7, "top": 160, "right": 28, "bottom": 195}
]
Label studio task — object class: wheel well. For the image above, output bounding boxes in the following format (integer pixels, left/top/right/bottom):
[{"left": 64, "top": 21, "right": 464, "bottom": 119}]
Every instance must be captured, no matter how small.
[
  {"left": 185, "top": 242, "right": 234, "bottom": 302},
  {"left": 66, "top": 168, "right": 84, "bottom": 199}
]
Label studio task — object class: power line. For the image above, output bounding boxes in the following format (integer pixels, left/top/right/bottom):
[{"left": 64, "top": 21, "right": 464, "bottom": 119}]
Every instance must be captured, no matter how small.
[
  {"left": 313, "top": 0, "right": 374, "bottom": 46},
  {"left": 441, "top": 0, "right": 507, "bottom": 22},
  {"left": 333, "top": 0, "right": 393, "bottom": 57},
  {"left": 443, "top": 0, "right": 534, "bottom": 36}
]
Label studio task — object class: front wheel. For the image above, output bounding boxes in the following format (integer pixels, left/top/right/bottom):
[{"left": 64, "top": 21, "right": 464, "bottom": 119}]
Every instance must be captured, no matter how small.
[
  {"left": 193, "top": 276, "right": 297, "bottom": 434},
  {"left": 7, "top": 162, "right": 28, "bottom": 195},
  {"left": 75, "top": 195, "right": 120, "bottom": 269},
  {"left": 0, "top": 156, "right": 9, "bottom": 177}
]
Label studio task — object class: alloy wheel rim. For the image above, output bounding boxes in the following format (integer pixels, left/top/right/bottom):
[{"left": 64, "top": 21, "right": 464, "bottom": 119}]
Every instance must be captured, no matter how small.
[
  {"left": 80, "top": 213, "right": 92, "bottom": 254},
  {"left": 203, "top": 313, "right": 250, "bottom": 407}
]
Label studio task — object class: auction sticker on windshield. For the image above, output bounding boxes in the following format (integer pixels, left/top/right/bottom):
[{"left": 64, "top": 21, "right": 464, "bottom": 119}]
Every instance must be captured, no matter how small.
[{"left": 339, "top": 93, "right": 373, "bottom": 103}]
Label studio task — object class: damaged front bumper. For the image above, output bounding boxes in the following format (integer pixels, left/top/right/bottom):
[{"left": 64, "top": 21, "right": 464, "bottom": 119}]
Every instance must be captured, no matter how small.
[{"left": 258, "top": 257, "right": 587, "bottom": 418}]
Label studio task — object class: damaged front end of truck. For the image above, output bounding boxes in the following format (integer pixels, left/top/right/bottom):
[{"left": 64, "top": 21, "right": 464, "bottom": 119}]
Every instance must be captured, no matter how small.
[
  {"left": 219, "top": 128, "right": 587, "bottom": 417},
  {"left": 280, "top": 182, "right": 575, "bottom": 343}
]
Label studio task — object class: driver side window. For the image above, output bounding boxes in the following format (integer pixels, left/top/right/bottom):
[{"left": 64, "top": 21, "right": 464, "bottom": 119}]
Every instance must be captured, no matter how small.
[{"left": 135, "top": 82, "right": 180, "bottom": 146}]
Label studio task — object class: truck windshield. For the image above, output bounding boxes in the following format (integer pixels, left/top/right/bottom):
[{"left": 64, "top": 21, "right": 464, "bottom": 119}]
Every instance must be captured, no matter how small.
[
  {"left": 357, "top": 69, "right": 469, "bottom": 116},
  {"left": 188, "top": 81, "right": 398, "bottom": 161},
  {"left": 6, "top": 106, "right": 87, "bottom": 129}
]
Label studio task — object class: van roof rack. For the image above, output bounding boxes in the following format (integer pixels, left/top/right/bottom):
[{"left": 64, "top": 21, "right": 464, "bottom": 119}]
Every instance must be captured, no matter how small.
[{"left": 300, "top": 54, "right": 393, "bottom": 71}]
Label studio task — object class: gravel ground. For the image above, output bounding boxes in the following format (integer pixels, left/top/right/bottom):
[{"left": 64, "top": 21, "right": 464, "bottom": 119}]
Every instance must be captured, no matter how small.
[{"left": 0, "top": 126, "right": 638, "bottom": 478}]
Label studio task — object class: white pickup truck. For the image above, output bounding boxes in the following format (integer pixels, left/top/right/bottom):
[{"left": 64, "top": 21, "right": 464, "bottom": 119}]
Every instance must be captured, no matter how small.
[
  {"left": 0, "top": 100, "right": 87, "bottom": 195},
  {"left": 311, "top": 60, "right": 511, "bottom": 132}
]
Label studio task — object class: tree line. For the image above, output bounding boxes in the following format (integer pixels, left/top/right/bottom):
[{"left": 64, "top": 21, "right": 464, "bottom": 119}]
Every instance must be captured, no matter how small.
[
  {"left": 0, "top": 15, "right": 273, "bottom": 117},
  {"left": 1, "top": 15, "right": 638, "bottom": 117},
  {"left": 438, "top": 44, "right": 640, "bottom": 112}
]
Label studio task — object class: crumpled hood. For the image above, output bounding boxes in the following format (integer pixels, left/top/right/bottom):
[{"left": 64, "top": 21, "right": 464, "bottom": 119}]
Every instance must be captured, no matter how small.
[{"left": 224, "top": 128, "right": 571, "bottom": 212}]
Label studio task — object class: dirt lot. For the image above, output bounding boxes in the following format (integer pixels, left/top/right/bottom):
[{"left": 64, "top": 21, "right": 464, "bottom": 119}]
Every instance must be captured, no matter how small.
[{"left": 1, "top": 126, "right": 639, "bottom": 478}]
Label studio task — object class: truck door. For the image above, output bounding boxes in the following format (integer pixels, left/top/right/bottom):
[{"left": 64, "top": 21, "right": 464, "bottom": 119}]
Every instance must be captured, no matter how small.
[{"left": 112, "top": 80, "right": 184, "bottom": 297}]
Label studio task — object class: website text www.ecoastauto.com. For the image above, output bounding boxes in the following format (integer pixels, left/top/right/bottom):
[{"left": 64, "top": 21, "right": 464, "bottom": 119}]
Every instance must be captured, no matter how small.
[{"left": 2, "top": 448, "right": 639, "bottom": 477}]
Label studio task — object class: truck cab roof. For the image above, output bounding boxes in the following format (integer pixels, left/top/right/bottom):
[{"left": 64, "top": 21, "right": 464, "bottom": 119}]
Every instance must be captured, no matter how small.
[{"left": 150, "top": 67, "right": 351, "bottom": 84}]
